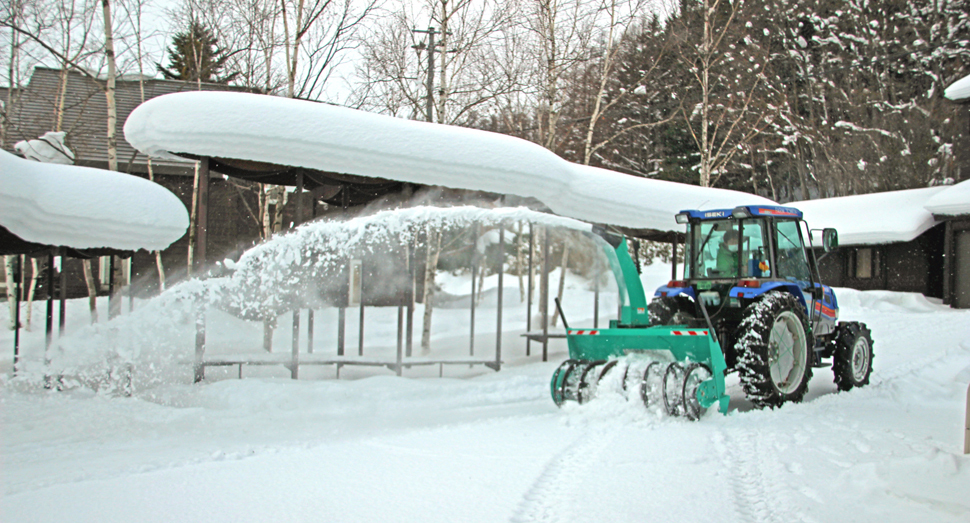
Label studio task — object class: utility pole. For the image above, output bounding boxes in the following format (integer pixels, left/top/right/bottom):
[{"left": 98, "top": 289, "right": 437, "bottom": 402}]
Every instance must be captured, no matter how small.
[{"left": 412, "top": 27, "right": 438, "bottom": 123}]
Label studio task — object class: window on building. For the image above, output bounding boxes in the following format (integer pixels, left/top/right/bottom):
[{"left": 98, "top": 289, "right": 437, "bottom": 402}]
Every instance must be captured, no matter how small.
[{"left": 850, "top": 248, "right": 880, "bottom": 279}]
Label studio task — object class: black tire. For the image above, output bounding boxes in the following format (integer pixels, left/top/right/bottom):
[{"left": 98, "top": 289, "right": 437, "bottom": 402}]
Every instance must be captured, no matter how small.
[
  {"left": 831, "top": 323, "right": 873, "bottom": 392},
  {"left": 735, "top": 292, "right": 814, "bottom": 409}
]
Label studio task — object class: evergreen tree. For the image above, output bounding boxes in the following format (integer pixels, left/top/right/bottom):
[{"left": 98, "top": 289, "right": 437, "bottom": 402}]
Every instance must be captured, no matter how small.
[{"left": 157, "top": 21, "right": 237, "bottom": 84}]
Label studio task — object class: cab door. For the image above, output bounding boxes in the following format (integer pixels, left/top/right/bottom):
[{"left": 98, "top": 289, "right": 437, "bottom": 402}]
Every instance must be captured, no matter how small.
[{"left": 774, "top": 219, "right": 816, "bottom": 315}]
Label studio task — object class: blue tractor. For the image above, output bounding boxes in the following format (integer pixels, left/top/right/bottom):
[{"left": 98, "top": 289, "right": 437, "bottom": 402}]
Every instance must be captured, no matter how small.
[{"left": 551, "top": 205, "right": 873, "bottom": 418}]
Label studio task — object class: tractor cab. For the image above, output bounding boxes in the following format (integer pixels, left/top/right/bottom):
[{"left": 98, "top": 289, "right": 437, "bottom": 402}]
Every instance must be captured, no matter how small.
[{"left": 656, "top": 205, "right": 840, "bottom": 338}]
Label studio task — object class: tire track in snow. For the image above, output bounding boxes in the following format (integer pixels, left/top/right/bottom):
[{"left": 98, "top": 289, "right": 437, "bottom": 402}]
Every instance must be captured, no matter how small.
[
  {"left": 713, "top": 428, "right": 796, "bottom": 523},
  {"left": 509, "top": 425, "right": 617, "bottom": 523}
]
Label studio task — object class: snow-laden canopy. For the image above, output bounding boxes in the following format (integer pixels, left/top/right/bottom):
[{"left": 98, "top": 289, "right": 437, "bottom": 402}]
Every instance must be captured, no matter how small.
[
  {"left": 924, "top": 178, "right": 970, "bottom": 216},
  {"left": 124, "top": 91, "right": 773, "bottom": 232},
  {"left": 944, "top": 74, "right": 970, "bottom": 101},
  {"left": 791, "top": 187, "right": 947, "bottom": 246},
  {"left": 0, "top": 149, "right": 189, "bottom": 252}
]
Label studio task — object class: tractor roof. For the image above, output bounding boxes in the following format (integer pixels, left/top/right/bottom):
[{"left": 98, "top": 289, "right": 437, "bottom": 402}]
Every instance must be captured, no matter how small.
[{"left": 678, "top": 205, "right": 803, "bottom": 221}]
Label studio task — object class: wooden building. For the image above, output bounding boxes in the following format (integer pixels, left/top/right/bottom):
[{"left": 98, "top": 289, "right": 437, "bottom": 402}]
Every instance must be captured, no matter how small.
[{"left": 794, "top": 182, "right": 970, "bottom": 307}]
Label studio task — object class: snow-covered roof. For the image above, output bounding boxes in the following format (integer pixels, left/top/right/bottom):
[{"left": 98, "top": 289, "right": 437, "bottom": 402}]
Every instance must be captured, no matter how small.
[
  {"left": 944, "top": 74, "right": 970, "bottom": 101},
  {"left": 124, "top": 91, "right": 773, "bottom": 233},
  {"left": 0, "top": 149, "right": 189, "bottom": 251},
  {"left": 790, "top": 187, "right": 947, "bottom": 246},
  {"left": 924, "top": 179, "right": 970, "bottom": 216}
]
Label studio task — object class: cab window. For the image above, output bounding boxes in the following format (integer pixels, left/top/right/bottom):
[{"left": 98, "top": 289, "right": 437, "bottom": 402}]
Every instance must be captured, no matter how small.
[{"left": 775, "top": 220, "right": 812, "bottom": 283}]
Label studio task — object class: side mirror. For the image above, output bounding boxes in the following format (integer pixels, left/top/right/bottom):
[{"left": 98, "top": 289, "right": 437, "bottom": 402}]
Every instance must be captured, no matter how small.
[{"left": 822, "top": 228, "right": 838, "bottom": 252}]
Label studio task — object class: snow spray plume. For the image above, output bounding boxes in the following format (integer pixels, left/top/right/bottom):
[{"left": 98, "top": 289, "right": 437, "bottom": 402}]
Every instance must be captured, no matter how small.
[{"left": 35, "top": 207, "right": 588, "bottom": 394}]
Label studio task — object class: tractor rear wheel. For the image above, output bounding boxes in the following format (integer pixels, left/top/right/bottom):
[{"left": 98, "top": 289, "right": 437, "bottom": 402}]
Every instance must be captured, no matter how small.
[
  {"left": 832, "top": 323, "right": 873, "bottom": 391},
  {"left": 735, "top": 292, "right": 814, "bottom": 409}
]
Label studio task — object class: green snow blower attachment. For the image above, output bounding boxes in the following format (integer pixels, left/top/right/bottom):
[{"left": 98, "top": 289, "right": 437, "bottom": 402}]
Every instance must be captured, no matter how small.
[{"left": 550, "top": 231, "right": 730, "bottom": 419}]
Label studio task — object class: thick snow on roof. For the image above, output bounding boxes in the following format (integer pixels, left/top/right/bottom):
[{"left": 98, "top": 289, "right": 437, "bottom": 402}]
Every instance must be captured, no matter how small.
[
  {"left": 125, "top": 91, "right": 772, "bottom": 232},
  {"left": 0, "top": 149, "right": 189, "bottom": 251},
  {"left": 791, "top": 187, "right": 947, "bottom": 246},
  {"left": 924, "top": 179, "right": 970, "bottom": 216},
  {"left": 944, "top": 74, "right": 970, "bottom": 101}
]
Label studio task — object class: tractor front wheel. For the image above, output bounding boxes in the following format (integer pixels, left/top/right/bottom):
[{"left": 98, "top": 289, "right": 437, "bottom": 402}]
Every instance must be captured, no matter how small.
[
  {"left": 832, "top": 323, "right": 873, "bottom": 391},
  {"left": 735, "top": 292, "right": 814, "bottom": 409}
]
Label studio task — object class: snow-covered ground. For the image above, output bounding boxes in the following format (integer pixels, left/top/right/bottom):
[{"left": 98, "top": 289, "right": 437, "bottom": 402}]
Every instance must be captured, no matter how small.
[{"left": 2, "top": 258, "right": 969, "bottom": 522}]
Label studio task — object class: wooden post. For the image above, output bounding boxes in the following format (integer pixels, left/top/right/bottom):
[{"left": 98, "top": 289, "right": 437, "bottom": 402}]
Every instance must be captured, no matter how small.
[
  {"left": 541, "top": 226, "right": 550, "bottom": 362},
  {"left": 291, "top": 309, "right": 299, "bottom": 379},
  {"left": 496, "top": 226, "right": 504, "bottom": 369},
  {"left": 526, "top": 224, "right": 534, "bottom": 356},
  {"left": 197, "top": 157, "right": 210, "bottom": 272},
  {"left": 194, "top": 301, "right": 206, "bottom": 383}
]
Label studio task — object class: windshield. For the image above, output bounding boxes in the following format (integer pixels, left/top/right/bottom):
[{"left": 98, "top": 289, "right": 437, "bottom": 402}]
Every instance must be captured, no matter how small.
[{"left": 685, "top": 218, "right": 769, "bottom": 280}]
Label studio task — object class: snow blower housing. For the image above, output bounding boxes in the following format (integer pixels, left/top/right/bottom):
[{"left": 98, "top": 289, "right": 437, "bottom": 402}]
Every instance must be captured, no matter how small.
[{"left": 551, "top": 205, "right": 873, "bottom": 419}]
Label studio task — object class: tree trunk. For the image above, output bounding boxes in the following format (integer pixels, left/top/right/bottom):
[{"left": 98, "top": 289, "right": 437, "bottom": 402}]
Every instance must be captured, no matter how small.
[
  {"left": 144, "top": 159, "right": 166, "bottom": 290},
  {"left": 421, "top": 226, "right": 442, "bottom": 354},
  {"left": 24, "top": 258, "right": 41, "bottom": 330},
  {"left": 187, "top": 161, "right": 200, "bottom": 276}
]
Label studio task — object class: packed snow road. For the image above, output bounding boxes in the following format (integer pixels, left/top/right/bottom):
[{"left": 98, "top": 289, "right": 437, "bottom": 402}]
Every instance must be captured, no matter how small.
[{"left": 2, "top": 289, "right": 969, "bottom": 522}]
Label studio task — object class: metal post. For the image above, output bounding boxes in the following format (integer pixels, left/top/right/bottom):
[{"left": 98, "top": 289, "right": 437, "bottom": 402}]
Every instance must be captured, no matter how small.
[
  {"left": 470, "top": 223, "right": 478, "bottom": 357},
  {"left": 406, "top": 241, "right": 415, "bottom": 357},
  {"left": 197, "top": 157, "right": 210, "bottom": 272},
  {"left": 541, "top": 226, "right": 551, "bottom": 362},
  {"left": 108, "top": 255, "right": 117, "bottom": 320},
  {"left": 291, "top": 309, "right": 300, "bottom": 379},
  {"left": 965, "top": 382, "right": 970, "bottom": 454},
  {"left": 358, "top": 262, "right": 365, "bottom": 357},
  {"left": 496, "top": 226, "right": 504, "bottom": 369},
  {"left": 671, "top": 236, "right": 679, "bottom": 280},
  {"left": 295, "top": 171, "right": 304, "bottom": 226},
  {"left": 45, "top": 251, "right": 54, "bottom": 364},
  {"left": 526, "top": 224, "right": 534, "bottom": 356},
  {"left": 307, "top": 309, "right": 314, "bottom": 354},
  {"left": 194, "top": 301, "right": 206, "bottom": 383},
  {"left": 127, "top": 258, "right": 133, "bottom": 313},
  {"left": 58, "top": 252, "right": 66, "bottom": 337},
  {"left": 594, "top": 275, "right": 600, "bottom": 329},
  {"left": 13, "top": 255, "right": 21, "bottom": 373},
  {"left": 263, "top": 319, "right": 273, "bottom": 352},
  {"left": 338, "top": 307, "right": 346, "bottom": 356},
  {"left": 396, "top": 305, "right": 404, "bottom": 376}
]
